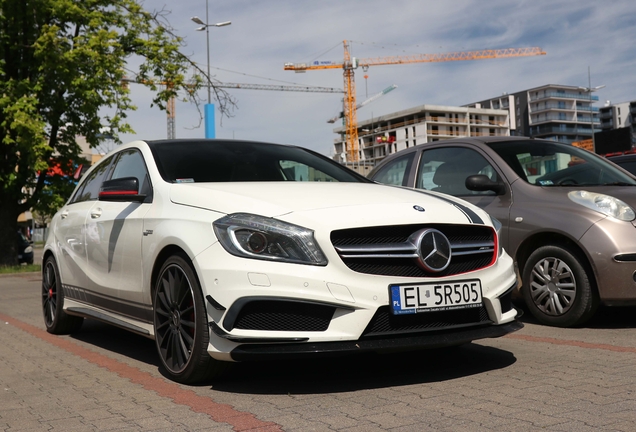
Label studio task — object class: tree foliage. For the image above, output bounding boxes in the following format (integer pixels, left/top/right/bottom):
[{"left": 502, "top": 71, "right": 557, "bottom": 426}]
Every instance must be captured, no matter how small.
[{"left": 0, "top": 0, "right": 235, "bottom": 265}]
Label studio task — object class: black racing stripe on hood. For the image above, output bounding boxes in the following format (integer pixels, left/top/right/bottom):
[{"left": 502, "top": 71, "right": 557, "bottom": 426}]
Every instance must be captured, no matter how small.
[{"left": 411, "top": 189, "right": 484, "bottom": 225}]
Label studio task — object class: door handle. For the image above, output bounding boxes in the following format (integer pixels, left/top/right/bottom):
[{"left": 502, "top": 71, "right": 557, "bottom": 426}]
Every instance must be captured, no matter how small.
[
  {"left": 60, "top": 211, "right": 69, "bottom": 219},
  {"left": 90, "top": 208, "right": 102, "bottom": 219}
]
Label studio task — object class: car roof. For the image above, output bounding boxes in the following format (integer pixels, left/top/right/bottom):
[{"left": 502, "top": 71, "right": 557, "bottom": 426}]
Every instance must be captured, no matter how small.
[{"left": 370, "top": 136, "right": 542, "bottom": 168}]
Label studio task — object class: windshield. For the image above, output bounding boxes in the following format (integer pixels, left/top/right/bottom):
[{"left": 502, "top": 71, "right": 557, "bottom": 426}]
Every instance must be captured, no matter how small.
[
  {"left": 487, "top": 140, "right": 636, "bottom": 187},
  {"left": 149, "top": 140, "right": 367, "bottom": 184}
]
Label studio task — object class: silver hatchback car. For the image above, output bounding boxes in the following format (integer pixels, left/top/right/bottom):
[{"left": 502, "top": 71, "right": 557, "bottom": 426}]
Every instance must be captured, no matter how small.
[{"left": 370, "top": 136, "right": 636, "bottom": 327}]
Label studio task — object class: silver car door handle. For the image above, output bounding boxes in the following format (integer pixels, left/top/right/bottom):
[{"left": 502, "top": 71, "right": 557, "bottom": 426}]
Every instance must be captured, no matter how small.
[
  {"left": 60, "top": 211, "right": 69, "bottom": 219},
  {"left": 90, "top": 208, "right": 102, "bottom": 219}
]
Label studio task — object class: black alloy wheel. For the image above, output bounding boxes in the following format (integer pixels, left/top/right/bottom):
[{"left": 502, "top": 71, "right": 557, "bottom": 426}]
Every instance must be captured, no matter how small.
[
  {"left": 41, "top": 256, "right": 83, "bottom": 334},
  {"left": 153, "top": 254, "right": 228, "bottom": 383}
]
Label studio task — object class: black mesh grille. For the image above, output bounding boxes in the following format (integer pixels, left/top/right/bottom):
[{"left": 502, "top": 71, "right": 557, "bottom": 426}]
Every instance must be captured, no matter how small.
[
  {"left": 362, "top": 305, "right": 491, "bottom": 338},
  {"left": 232, "top": 300, "right": 335, "bottom": 332},
  {"left": 331, "top": 224, "right": 495, "bottom": 277}
]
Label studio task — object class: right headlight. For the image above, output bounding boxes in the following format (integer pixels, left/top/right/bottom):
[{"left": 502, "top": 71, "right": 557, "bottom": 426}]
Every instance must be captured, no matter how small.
[
  {"left": 213, "top": 213, "right": 328, "bottom": 266},
  {"left": 568, "top": 191, "right": 636, "bottom": 221}
]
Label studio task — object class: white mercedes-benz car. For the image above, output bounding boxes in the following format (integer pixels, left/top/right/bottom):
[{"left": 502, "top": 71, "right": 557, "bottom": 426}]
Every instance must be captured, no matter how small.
[{"left": 42, "top": 139, "right": 521, "bottom": 383}]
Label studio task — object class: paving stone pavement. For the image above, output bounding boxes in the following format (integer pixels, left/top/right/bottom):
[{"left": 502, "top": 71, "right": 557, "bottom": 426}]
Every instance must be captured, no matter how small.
[{"left": 1, "top": 272, "right": 636, "bottom": 431}]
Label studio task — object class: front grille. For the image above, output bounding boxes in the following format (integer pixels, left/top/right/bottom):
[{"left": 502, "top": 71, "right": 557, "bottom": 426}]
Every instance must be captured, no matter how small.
[
  {"left": 361, "top": 305, "right": 491, "bottom": 338},
  {"left": 231, "top": 300, "right": 335, "bottom": 332},
  {"left": 331, "top": 224, "right": 495, "bottom": 277}
]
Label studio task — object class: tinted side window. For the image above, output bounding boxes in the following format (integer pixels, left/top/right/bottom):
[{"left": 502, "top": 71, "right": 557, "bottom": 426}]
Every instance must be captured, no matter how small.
[
  {"left": 417, "top": 147, "right": 498, "bottom": 196},
  {"left": 110, "top": 149, "right": 151, "bottom": 195},
  {"left": 70, "top": 156, "right": 114, "bottom": 204},
  {"left": 372, "top": 153, "right": 414, "bottom": 186},
  {"left": 615, "top": 161, "right": 636, "bottom": 176}
]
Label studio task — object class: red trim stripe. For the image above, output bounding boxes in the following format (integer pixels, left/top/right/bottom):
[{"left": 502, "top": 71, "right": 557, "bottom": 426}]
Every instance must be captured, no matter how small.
[{"left": 99, "top": 190, "right": 138, "bottom": 196}]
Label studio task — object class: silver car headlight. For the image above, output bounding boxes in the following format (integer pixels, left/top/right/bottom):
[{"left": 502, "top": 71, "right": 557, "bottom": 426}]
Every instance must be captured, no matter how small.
[
  {"left": 490, "top": 216, "right": 503, "bottom": 257},
  {"left": 213, "top": 213, "right": 328, "bottom": 265},
  {"left": 568, "top": 191, "right": 636, "bottom": 221}
]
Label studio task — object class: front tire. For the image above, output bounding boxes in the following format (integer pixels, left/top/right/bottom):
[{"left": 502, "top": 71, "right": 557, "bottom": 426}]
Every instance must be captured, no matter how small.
[
  {"left": 41, "top": 256, "right": 83, "bottom": 334},
  {"left": 153, "top": 254, "right": 228, "bottom": 383},
  {"left": 522, "top": 245, "right": 598, "bottom": 327}
]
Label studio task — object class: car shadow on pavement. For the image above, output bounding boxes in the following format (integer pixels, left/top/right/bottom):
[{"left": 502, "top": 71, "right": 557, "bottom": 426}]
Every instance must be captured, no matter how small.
[
  {"left": 70, "top": 319, "right": 160, "bottom": 366},
  {"left": 514, "top": 300, "right": 636, "bottom": 329},
  {"left": 586, "top": 306, "right": 636, "bottom": 329},
  {"left": 68, "top": 319, "right": 517, "bottom": 393},
  {"left": 208, "top": 343, "right": 517, "bottom": 394}
]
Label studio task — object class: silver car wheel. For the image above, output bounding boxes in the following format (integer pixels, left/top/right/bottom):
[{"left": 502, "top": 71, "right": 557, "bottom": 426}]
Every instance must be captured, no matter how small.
[{"left": 529, "top": 257, "right": 576, "bottom": 316}]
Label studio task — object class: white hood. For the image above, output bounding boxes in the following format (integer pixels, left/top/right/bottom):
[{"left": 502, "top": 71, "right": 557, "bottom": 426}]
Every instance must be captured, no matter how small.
[{"left": 169, "top": 182, "right": 489, "bottom": 229}]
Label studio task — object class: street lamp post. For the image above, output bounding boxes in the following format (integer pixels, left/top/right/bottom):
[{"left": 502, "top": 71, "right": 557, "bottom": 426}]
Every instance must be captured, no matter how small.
[
  {"left": 191, "top": 4, "right": 230, "bottom": 139},
  {"left": 578, "top": 67, "right": 605, "bottom": 153}
]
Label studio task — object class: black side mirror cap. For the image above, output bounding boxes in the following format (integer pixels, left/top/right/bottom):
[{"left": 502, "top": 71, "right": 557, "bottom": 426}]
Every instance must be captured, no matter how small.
[
  {"left": 465, "top": 174, "right": 506, "bottom": 195},
  {"left": 99, "top": 177, "right": 146, "bottom": 202}
]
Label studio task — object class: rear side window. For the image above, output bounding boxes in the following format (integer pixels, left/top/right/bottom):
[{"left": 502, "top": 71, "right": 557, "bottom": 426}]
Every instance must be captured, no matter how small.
[{"left": 371, "top": 153, "right": 414, "bottom": 186}]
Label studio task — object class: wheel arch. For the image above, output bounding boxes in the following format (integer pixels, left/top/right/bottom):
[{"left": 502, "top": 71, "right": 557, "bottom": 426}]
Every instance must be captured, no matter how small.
[
  {"left": 150, "top": 245, "right": 202, "bottom": 302},
  {"left": 515, "top": 231, "right": 599, "bottom": 295}
]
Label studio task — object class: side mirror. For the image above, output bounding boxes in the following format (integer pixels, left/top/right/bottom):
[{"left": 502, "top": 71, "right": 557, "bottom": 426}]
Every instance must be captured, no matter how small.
[
  {"left": 99, "top": 177, "right": 146, "bottom": 202},
  {"left": 466, "top": 174, "right": 505, "bottom": 195}
]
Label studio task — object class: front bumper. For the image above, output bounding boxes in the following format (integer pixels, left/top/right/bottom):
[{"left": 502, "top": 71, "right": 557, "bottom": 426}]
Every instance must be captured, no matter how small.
[
  {"left": 580, "top": 217, "right": 636, "bottom": 305},
  {"left": 227, "top": 319, "right": 524, "bottom": 361},
  {"left": 194, "top": 241, "right": 519, "bottom": 360}
]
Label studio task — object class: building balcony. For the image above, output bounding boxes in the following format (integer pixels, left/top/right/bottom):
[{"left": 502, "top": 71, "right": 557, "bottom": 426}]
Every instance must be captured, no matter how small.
[
  {"left": 530, "top": 125, "right": 598, "bottom": 136},
  {"left": 529, "top": 105, "right": 598, "bottom": 114},
  {"left": 600, "top": 119, "right": 614, "bottom": 130},
  {"left": 529, "top": 92, "right": 599, "bottom": 102},
  {"left": 530, "top": 117, "right": 600, "bottom": 125}
]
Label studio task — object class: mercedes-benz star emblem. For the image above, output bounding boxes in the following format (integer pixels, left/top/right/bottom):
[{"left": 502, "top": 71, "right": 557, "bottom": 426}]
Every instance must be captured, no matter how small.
[{"left": 415, "top": 228, "right": 452, "bottom": 272}]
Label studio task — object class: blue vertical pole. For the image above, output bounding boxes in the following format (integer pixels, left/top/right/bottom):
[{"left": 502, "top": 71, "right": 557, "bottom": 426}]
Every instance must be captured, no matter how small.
[{"left": 205, "top": 103, "right": 215, "bottom": 138}]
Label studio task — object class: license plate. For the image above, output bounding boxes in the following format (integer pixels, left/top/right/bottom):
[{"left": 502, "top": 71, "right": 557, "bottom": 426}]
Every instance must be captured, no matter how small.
[{"left": 389, "top": 279, "right": 483, "bottom": 315}]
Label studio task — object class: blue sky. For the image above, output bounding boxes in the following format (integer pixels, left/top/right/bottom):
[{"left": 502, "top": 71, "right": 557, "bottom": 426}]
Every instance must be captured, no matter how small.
[{"left": 115, "top": 0, "right": 636, "bottom": 156}]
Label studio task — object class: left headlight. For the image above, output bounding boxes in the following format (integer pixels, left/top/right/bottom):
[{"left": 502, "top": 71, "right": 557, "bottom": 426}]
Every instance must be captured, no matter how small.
[
  {"left": 568, "top": 191, "right": 636, "bottom": 221},
  {"left": 213, "top": 213, "right": 328, "bottom": 266}
]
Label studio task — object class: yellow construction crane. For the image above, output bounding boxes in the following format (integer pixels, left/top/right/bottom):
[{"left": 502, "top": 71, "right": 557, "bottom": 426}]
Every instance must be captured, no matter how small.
[{"left": 285, "top": 41, "right": 546, "bottom": 162}]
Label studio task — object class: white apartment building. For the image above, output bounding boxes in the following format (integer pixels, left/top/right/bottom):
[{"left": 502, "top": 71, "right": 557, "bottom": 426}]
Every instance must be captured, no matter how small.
[
  {"left": 467, "top": 84, "right": 600, "bottom": 144},
  {"left": 599, "top": 101, "right": 635, "bottom": 132}
]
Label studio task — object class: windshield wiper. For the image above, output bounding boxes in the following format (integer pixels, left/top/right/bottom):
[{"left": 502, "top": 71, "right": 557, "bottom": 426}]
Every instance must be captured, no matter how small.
[{"left": 601, "top": 182, "right": 636, "bottom": 186}]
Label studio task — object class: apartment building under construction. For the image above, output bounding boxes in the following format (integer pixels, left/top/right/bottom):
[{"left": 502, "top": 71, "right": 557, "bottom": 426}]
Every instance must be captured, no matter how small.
[{"left": 332, "top": 103, "right": 509, "bottom": 172}]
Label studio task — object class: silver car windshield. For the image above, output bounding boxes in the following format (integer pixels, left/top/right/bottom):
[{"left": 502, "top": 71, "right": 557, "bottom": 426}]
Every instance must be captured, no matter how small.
[{"left": 488, "top": 141, "right": 636, "bottom": 187}]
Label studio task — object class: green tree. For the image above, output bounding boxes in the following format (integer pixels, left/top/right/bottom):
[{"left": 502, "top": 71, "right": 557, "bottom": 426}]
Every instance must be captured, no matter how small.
[{"left": 0, "top": 0, "right": 234, "bottom": 265}]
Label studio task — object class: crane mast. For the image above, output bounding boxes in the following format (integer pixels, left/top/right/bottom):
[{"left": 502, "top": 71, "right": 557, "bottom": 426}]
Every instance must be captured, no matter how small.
[{"left": 285, "top": 42, "right": 546, "bottom": 162}]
